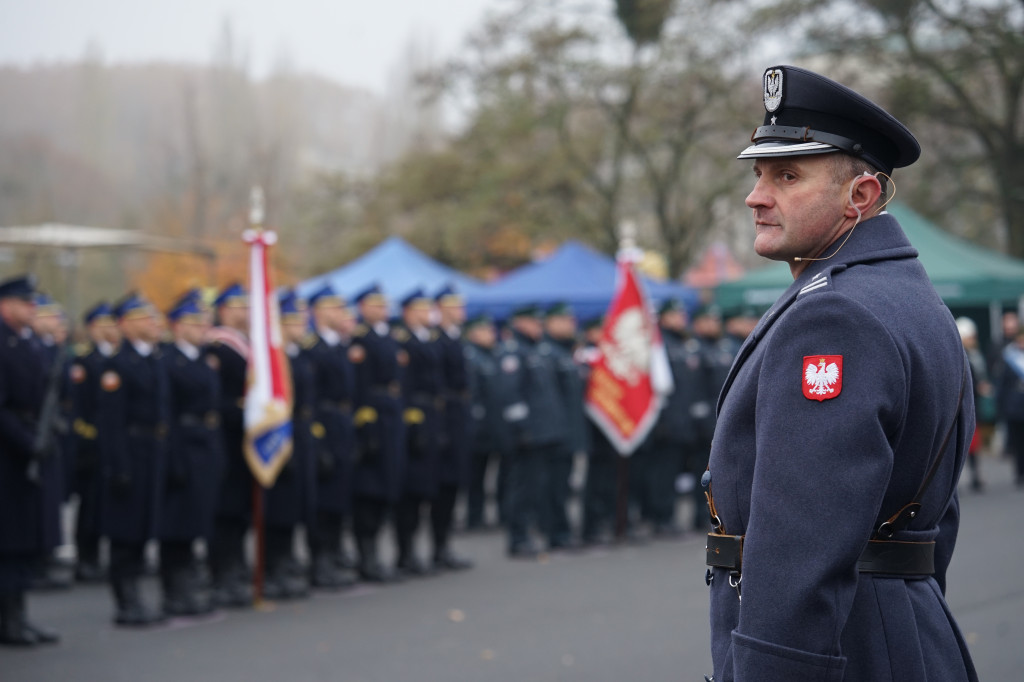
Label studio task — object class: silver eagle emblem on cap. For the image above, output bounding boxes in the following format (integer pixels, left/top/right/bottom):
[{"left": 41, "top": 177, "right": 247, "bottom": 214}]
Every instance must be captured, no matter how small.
[{"left": 763, "top": 68, "right": 783, "bottom": 112}]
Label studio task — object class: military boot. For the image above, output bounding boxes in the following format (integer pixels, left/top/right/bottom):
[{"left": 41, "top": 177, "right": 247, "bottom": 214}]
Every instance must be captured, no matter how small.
[
  {"left": 0, "top": 593, "right": 36, "bottom": 647},
  {"left": 356, "top": 536, "right": 397, "bottom": 583},
  {"left": 112, "top": 576, "right": 164, "bottom": 627}
]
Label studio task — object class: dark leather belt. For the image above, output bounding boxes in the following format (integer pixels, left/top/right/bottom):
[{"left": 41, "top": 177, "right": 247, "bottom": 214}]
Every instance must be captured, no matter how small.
[
  {"left": 318, "top": 400, "right": 352, "bottom": 414},
  {"left": 706, "top": 534, "right": 935, "bottom": 576},
  {"left": 857, "top": 539, "right": 935, "bottom": 575},
  {"left": 178, "top": 412, "right": 219, "bottom": 429},
  {"left": 128, "top": 423, "right": 167, "bottom": 438},
  {"left": 369, "top": 382, "right": 401, "bottom": 399}
]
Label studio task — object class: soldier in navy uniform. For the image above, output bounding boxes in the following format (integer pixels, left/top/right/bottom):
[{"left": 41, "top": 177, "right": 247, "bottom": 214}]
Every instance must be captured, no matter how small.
[
  {"left": 390, "top": 288, "right": 440, "bottom": 578},
  {"left": 463, "top": 314, "right": 511, "bottom": 531},
  {"left": 205, "top": 283, "right": 253, "bottom": 608},
  {"left": 27, "top": 292, "right": 73, "bottom": 590},
  {"left": 0, "top": 275, "right": 61, "bottom": 646},
  {"left": 501, "top": 304, "right": 569, "bottom": 557},
  {"left": 577, "top": 316, "right": 617, "bottom": 546},
  {"left": 348, "top": 284, "right": 405, "bottom": 582},
  {"left": 704, "top": 65, "right": 977, "bottom": 681},
  {"left": 542, "top": 302, "right": 585, "bottom": 550},
  {"left": 97, "top": 292, "right": 169, "bottom": 626},
  {"left": 303, "top": 285, "right": 357, "bottom": 589},
  {"left": 68, "top": 302, "right": 121, "bottom": 583},
  {"left": 263, "top": 289, "right": 313, "bottom": 600},
  {"left": 649, "top": 299, "right": 712, "bottom": 534},
  {"left": 430, "top": 285, "right": 473, "bottom": 570},
  {"left": 691, "top": 302, "right": 736, "bottom": 535},
  {"left": 159, "top": 293, "right": 224, "bottom": 616}
]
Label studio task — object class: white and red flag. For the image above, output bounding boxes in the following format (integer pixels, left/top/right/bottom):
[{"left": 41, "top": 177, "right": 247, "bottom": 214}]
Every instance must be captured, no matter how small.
[
  {"left": 242, "top": 223, "right": 293, "bottom": 488},
  {"left": 585, "top": 259, "right": 673, "bottom": 455}
]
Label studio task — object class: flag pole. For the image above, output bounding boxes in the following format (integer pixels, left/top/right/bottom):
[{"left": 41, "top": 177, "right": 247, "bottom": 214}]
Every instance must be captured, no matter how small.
[
  {"left": 613, "top": 220, "right": 640, "bottom": 543},
  {"left": 248, "top": 187, "right": 268, "bottom": 609}
]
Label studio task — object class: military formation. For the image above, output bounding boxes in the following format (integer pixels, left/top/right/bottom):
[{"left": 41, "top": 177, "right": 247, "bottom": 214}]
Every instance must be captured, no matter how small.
[{"left": 0, "top": 271, "right": 753, "bottom": 646}]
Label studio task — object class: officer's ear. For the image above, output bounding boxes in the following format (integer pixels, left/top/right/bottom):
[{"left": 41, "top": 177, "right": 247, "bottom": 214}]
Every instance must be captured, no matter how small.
[{"left": 845, "top": 171, "right": 883, "bottom": 218}]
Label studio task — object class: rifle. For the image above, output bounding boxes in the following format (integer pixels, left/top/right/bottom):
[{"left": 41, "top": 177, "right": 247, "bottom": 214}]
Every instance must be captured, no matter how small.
[{"left": 27, "top": 343, "right": 66, "bottom": 483}]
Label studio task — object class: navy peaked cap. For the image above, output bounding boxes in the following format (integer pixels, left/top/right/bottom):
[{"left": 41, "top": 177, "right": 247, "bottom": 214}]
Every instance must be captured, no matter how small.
[
  {"left": 738, "top": 65, "right": 920, "bottom": 174},
  {"left": 0, "top": 274, "right": 37, "bottom": 300}
]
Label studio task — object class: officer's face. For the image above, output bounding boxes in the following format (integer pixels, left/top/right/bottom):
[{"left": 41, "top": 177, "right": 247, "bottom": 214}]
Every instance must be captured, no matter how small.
[
  {"left": 314, "top": 304, "right": 345, "bottom": 332},
  {"left": 467, "top": 324, "right": 496, "bottom": 348},
  {"left": 32, "top": 313, "right": 60, "bottom": 337},
  {"left": 440, "top": 303, "right": 466, "bottom": 327},
  {"left": 745, "top": 156, "right": 849, "bottom": 265},
  {"left": 338, "top": 309, "right": 356, "bottom": 336},
  {"left": 360, "top": 299, "right": 388, "bottom": 324},
  {"left": 98, "top": 321, "right": 121, "bottom": 345},
  {"left": 545, "top": 315, "right": 576, "bottom": 340},
  {"left": 0, "top": 296, "right": 36, "bottom": 330},
  {"left": 283, "top": 313, "right": 308, "bottom": 343},
  {"left": 660, "top": 310, "right": 687, "bottom": 333},
  {"left": 121, "top": 313, "right": 160, "bottom": 344},
  {"left": 174, "top": 319, "right": 208, "bottom": 347}
]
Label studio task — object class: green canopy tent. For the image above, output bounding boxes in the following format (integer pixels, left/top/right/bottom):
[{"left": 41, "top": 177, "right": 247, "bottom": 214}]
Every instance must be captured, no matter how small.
[{"left": 715, "top": 202, "right": 1024, "bottom": 349}]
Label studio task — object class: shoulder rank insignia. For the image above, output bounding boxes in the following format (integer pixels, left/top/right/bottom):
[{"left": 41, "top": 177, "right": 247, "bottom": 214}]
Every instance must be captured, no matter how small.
[
  {"left": 301, "top": 332, "right": 319, "bottom": 350},
  {"left": 100, "top": 370, "right": 122, "bottom": 392},
  {"left": 354, "top": 324, "right": 369, "bottom": 338},
  {"left": 803, "top": 355, "right": 842, "bottom": 401},
  {"left": 392, "top": 327, "right": 411, "bottom": 343}
]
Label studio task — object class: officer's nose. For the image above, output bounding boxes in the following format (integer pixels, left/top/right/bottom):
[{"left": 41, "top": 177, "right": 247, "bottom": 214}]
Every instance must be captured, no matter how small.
[{"left": 745, "top": 176, "right": 774, "bottom": 210}]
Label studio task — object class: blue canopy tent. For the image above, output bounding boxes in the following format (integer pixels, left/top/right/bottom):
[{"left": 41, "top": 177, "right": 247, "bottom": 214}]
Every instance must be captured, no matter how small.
[
  {"left": 465, "top": 240, "right": 700, "bottom": 322},
  {"left": 297, "top": 236, "right": 486, "bottom": 308}
]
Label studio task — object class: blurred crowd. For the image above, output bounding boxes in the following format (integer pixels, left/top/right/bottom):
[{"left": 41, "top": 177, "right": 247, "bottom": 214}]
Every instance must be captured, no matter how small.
[{"left": 5, "top": 268, "right": 1018, "bottom": 647}]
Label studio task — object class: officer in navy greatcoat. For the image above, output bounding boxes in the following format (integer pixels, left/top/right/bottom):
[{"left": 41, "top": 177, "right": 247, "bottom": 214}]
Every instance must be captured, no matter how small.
[
  {"left": 205, "top": 283, "right": 253, "bottom": 608},
  {"left": 159, "top": 293, "right": 224, "bottom": 616},
  {"left": 0, "top": 275, "right": 61, "bottom": 646},
  {"left": 501, "top": 303, "right": 569, "bottom": 557},
  {"left": 348, "top": 284, "right": 405, "bottom": 582},
  {"left": 303, "top": 285, "right": 357, "bottom": 589},
  {"left": 463, "top": 314, "right": 512, "bottom": 530},
  {"left": 68, "top": 302, "right": 121, "bottom": 583},
  {"left": 263, "top": 289, "right": 314, "bottom": 600},
  {"left": 430, "top": 285, "right": 473, "bottom": 570},
  {"left": 391, "top": 288, "right": 441, "bottom": 578},
  {"left": 97, "top": 292, "right": 169, "bottom": 627},
  {"left": 542, "top": 302, "right": 585, "bottom": 549},
  {"left": 704, "top": 65, "right": 977, "bottom": 681},
  {"left": 649, "top": 299, "right": 712, "bottom": 534}
]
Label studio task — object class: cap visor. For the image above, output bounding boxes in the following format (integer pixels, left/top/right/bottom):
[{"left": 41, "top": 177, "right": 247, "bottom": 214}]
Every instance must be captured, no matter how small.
[{"left": 737, "top": 141, "right": 839, "bottom": 160}]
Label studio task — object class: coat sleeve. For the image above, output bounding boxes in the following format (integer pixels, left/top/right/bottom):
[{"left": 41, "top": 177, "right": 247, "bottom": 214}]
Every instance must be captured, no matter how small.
[
  {"left": 0, "top": 360, "right": 35, "bottom": 459},
  {"left": 732, "top": 294, "right": 907, "bottom": 681}
]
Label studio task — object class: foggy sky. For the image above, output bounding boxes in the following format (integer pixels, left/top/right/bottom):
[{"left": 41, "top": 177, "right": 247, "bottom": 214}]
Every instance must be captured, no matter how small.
[{"left": 0, "top": 0, "right": 496, "bottom": 92}]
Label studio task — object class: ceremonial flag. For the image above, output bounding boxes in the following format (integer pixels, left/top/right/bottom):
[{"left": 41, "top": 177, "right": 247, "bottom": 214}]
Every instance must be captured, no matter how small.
[
  {"left": 243, "top": 226, "right": 293, "bottom": 487},
  {"left": 585, "top": 259, "right": 672, "bottom": 455}
]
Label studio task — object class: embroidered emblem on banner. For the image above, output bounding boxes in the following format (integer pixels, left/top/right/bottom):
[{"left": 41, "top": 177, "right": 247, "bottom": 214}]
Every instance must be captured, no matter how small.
[{"left": 803, "top": 355, "right": 842, "bottom": 401}]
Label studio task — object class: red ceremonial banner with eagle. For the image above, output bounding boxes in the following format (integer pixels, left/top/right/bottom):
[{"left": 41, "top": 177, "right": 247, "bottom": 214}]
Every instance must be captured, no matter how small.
[{"left": 584, "top": 260, "right": 672, "bottom": 455}]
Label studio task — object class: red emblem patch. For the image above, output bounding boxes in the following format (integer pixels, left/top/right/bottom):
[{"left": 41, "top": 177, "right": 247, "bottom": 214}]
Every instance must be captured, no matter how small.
[{"left": 802, "top": 355, "right": 842, "bottom": 401}]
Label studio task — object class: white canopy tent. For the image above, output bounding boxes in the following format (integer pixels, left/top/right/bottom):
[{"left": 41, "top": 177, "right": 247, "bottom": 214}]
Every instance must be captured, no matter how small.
[{"left": 0, "top": 223, "right": 217, "bottom": 324}]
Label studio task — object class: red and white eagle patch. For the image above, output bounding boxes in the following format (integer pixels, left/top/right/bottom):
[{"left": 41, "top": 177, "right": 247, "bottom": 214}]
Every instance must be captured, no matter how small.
[{"left": 802, "top": 355, "right": 842, "bottom": 401}]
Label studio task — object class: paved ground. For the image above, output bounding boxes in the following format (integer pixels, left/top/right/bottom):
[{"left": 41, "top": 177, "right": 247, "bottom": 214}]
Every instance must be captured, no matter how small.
[{"left": 2, "top": 456, "right": 1022, "bottom": 682}]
